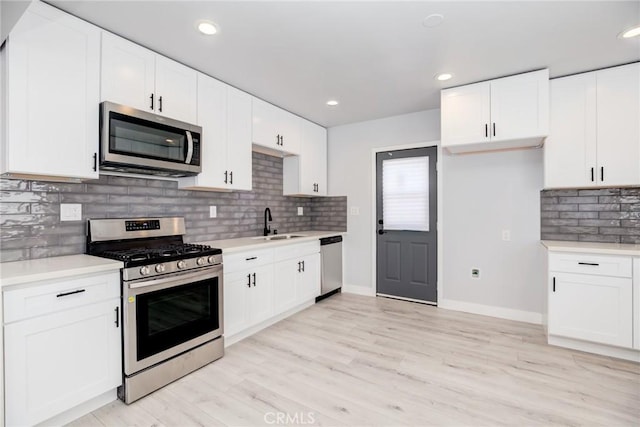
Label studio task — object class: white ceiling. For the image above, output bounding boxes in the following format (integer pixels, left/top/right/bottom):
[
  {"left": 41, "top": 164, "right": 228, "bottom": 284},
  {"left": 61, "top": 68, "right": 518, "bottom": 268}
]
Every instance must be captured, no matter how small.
[{"left": 47, "top": 0, "right": 640, "bottom": 128}]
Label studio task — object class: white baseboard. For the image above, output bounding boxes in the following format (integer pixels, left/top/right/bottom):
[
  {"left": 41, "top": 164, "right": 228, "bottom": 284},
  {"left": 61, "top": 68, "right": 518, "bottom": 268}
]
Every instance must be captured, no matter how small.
[
  {"left": 341, "top": 284, "right": 376, "bottom": 297},
  {"left": 438, "top": 298, "right": 542, "bottom": 325},
  {"left": 549, "top": 335, "right": 640, "bottom": 362}
]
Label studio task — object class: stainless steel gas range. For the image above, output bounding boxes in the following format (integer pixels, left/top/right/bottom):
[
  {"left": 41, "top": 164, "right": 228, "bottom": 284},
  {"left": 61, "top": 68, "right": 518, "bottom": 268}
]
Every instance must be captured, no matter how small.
[{"left": 86, "top": 217, "right": 224, "bottom": 404}]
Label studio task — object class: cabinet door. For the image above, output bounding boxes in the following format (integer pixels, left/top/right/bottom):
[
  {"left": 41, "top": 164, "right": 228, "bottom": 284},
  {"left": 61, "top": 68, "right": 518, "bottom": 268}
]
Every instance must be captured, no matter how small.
[
  {"left": 227, "top": 87, "right": 253, "bottom": 191},
  {"left": 278, "top": 110, "right": 301, "bottom": 155},
  {"left": 223, "top": 270, "right": 251, "bottom": 337},
  {"left": 283, "top": 120, "right": 327, "bottom": 196},
  {"left": 273, "top": 259, "right": 299, "bottom": 314},
  {"left": 100, "top": 32, "right": 155, "bottom": 112},
  {"left": 544, "top": 73, "right": 598, "bottom": 188},
  {"left": 596, "top": 63, "right": 640, "bottom": 187},
  {"left": 548, "top": 273, "right": 632, "bottom": 348},
  {"left": 441, "top": 81, "right": 491, "bottom": 147},
  {"left": 490, "top": 69, "right": 549, "bottom": 142},
  {"left": 5, "top": 2, "right": 100, "bottom": 180},
  {"left": 252, "top": 97, "right": 281, "bottom": 150},
  {"left": 301, "top": 120, "right": 327, "bottom": 196},
  {"left": 247, "top": 265, "right": 274, "bottom": 325},
  {"left": 155, "top": 55, "right": 197, "bottom": 123},
  {"left": 4, "top": 298, "right": 121, "bottom": 426},
  {"left": 298, "top": 253, "right": 321, "bottom": 303},
  {"left": 179, "top": 73, "right": 227, "bottom": 190}
]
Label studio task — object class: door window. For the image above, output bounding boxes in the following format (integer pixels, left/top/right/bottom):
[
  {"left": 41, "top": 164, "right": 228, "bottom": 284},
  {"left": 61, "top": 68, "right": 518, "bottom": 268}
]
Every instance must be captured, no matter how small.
[{"left": 382, "top": 156, "right": 430, "bottom": 231}]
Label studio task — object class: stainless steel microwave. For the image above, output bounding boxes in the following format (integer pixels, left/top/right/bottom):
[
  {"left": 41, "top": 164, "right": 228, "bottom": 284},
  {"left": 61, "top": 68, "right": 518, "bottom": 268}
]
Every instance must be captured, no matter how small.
[{"left": 99, "top": 102, "right": 202, "bottom": 177}]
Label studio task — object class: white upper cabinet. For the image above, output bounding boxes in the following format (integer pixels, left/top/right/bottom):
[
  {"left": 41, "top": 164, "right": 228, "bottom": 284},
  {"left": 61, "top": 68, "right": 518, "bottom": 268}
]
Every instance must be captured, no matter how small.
[
  {"left": 252, "top": 97, "right": 301, "bottom": 155},
  {"left": 1, "top": 1, "right": 101, "bottom": 181},
  {"left": 226, "top": 87, "right": 253, "bottom": 190},
  {"left": 283, "top": 119, "right": 327, "bottom": 196},
  {"left": 441, "top": 69, "right": 549, "bottom": 154},
  {"left": 101, "top": 32, "right": 197, "bottom": 124},
  {"left": 100, "top": 32, "right": 155, "bottom": 112},
  {"left": 178, "top": 73, "right": 252, "bottom": 191},
  {"left": 595, "top": 64, "right": 640, "bottom": 187},
  {"left": 544, "top": 63, "right": 640, "bottom": 189}
]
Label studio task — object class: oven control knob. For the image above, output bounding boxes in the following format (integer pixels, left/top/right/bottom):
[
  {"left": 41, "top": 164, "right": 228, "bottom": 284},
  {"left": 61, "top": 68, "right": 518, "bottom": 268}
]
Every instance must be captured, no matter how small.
[
  {"left": 155, "top": 263, "right": 166, "bottom": 273},
  {"left": 196, "top": 257, "right": 206, "bottom": 266},
  {"left": 208, "top": 255, "right": 217, "bottom": 264},
  {"left": 139, "top": 266, "right": 150, "bottom": 276},
  {"left": 177, "top": 260, "right": 187, "bottom": 269}
]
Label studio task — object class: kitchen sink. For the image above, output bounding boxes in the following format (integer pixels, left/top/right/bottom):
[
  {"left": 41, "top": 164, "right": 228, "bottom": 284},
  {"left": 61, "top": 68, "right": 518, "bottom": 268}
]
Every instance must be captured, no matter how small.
[{"left": 252, "top": 234, "right": 304, "bottom": 241}]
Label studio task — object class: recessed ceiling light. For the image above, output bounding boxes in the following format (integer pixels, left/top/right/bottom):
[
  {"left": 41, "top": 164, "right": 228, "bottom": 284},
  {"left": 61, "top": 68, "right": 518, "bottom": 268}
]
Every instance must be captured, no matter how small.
[
  {"left": 423, "top": 14, "right": 444, "bottom": 28},
  {"left": 326, "top": 100, "right": 339, "bottom": 106},
  {"left": 619, "top": 25, "right": 640, "bottom": 38},
  {"left": 197, "top": 21, "right": 218, "bottom": 35},
  {"left": 435, "top": 73, "right": 453, "bottom": 81}
]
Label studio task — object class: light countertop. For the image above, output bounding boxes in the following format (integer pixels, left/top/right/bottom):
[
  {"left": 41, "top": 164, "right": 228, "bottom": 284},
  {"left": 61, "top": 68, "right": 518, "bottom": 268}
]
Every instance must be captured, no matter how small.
[
  {"left": 0, "top": 255, "right": 123, "bottom": 289},
  {"left": 541, "top": 240, "right": 640, "bottom": 256},
  {"left": 195, "top": 230, "right": 345, "bottom": 253}
]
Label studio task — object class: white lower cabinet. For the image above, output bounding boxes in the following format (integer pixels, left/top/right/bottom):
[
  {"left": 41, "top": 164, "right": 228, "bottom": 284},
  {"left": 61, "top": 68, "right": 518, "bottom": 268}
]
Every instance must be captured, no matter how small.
[
  {"left": 547, "top": 251, "right": 636, "bottom": 352},
  {"left": 3, "top": 272, "right": 122, "bottom": 427},
  {"left": 273, "top": 251, "right": 321, "bottom": 314},
  {"left": 548, "top": 272, "right": 632, "bottom": 348},
  {"left": 223, "top": 241, "right": 320, "bottom": 341},
  {"left": 224, "top": 265, "right": 274, "bottom": 337},
  {"left": 297, "top": 253, "right": 321, "bottom": 302}
]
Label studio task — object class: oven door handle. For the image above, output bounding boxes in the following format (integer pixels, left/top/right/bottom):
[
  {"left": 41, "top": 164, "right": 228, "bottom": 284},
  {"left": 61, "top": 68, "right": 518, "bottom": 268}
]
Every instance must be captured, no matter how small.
[
  {"left": 127, "top": 267, "right": 221, "bottom": 291},
  {"left": 185, "top": 131, "right": 194, "bottom": 164}
]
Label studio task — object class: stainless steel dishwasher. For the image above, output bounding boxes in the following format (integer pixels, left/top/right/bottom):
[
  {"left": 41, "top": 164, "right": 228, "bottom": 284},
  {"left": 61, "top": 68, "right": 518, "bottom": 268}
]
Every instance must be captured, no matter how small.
[{"left": 317, "top": 235, "right": 343, "bottom": 301}]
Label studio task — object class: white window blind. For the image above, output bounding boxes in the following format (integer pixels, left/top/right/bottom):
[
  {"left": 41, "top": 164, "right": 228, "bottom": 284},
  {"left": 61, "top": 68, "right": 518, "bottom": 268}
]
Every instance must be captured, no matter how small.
[{"left": 382, "top": 156, "right": 429, "bottom": 231}]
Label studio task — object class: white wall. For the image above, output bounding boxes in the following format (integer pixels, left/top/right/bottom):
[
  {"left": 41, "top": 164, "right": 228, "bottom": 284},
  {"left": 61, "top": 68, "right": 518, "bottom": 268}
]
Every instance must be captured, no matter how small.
[
  {"left": 328, "top": 110, "right": 441, "bottom": 294},
  {"left": 439, "top": 148, "right": 545, "bottom": 322},
  {"left": 1, "top": 1, "right": 32, "bottom": 44},
  {"left": 328, "top": 109, "right": 545, "bottom": 322}
]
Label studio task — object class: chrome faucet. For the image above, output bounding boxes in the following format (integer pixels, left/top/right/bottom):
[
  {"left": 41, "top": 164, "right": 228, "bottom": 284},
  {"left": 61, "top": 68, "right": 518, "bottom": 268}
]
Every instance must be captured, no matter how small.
[{"left": 263, "top": 207, "right": 273, "bottom": 236}]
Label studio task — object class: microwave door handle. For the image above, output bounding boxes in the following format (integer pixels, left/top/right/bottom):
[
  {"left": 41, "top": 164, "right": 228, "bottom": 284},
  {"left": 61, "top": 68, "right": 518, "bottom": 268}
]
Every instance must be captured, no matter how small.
[{"left": 185, "top": 131, "right": 194, "bottom": 164}]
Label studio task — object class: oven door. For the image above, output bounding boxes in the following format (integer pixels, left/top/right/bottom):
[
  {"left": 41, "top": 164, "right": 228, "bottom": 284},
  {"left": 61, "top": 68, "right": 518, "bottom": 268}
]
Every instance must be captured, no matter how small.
[{"left": 122, "top": 265, "right": 223, "bottom": 375}]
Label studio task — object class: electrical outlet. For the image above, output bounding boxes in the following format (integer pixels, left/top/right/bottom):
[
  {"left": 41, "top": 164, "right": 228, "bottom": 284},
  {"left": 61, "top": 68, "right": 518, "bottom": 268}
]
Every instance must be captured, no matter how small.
[
  {"left": 471, "top": 268, "right": 480, "bottom": 279},
  {"left": 60, "top": 204, "right": 82, "bottom": 221},
  {"left": 209, "top": 206, "right": 217, "bottom": 218},
  {"left": 502, "top": 230, "right": 511, "bottom": 241},
  {"left": 350, "top": 207, "right": 360, "bottom": 216},
  {"left": 297, "top": 207, "right": 304, "bottom": 216}
]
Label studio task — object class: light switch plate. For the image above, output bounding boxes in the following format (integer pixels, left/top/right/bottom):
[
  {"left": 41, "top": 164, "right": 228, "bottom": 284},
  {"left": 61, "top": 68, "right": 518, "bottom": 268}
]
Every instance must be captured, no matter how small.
[
  {"left": 209, "top": 206, "right": 217, "bottom": 218},
  {"left": 350, "top": 207, "right": 360, "bottom": 216},
  {"left": 297, "top": 207, "right": 304, "bottom": 216},
  {"left": 60, "top": 204, "right": 82, "bottom": 221}
]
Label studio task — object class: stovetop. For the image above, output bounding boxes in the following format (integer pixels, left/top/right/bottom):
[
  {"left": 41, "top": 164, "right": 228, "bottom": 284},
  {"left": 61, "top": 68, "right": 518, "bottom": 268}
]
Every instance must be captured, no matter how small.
[
  {"left": 86, "top": 217, "right": 222, "bottom": 280},
  {"left": 98, "top": 243, "right": 221, "bottom": 267}
]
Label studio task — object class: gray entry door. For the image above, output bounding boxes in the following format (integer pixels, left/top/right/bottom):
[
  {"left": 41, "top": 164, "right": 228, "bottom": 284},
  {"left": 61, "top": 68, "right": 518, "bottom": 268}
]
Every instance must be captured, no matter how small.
[{"left": 376, "top": 147, "right": 437, "bottom": 303}]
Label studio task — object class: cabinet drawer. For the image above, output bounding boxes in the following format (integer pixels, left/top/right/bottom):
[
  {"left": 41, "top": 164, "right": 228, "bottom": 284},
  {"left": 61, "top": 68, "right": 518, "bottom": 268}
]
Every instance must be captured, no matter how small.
[
  {"left": 3, "top": 272, "right": 120, "bottom": 323},
  {"left": 224, "top": 248, "right": 274, "bottom": 273},
  {"left": 549, "top": 252, "right": 632, "bottom": 278},
  {"left": 274, "top": 241, "right": 320, "bottom": 262}
]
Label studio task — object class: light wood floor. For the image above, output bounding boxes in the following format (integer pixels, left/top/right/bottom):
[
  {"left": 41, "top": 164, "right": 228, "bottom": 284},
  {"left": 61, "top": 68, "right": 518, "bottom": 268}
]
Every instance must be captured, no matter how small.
[{"left": 70, "top": 293, "right": 640, "bottom": 426}]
